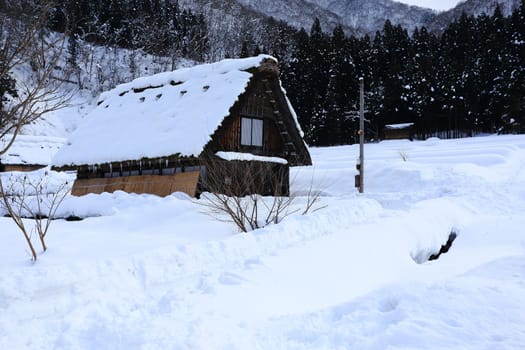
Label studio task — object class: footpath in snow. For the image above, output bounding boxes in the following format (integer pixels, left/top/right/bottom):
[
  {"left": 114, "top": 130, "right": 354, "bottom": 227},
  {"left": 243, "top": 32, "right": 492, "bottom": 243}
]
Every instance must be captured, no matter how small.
[{"left": 1, "top": 135, "right": 525, "bottom": 349}]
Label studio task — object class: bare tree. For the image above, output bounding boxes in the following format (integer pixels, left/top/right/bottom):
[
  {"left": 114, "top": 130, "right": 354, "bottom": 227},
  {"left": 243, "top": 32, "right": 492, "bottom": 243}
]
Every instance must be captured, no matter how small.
[
  {"left": 0, "top": 171, "right": 70, "bottom": 261},
  {"left": 0, "top": 1, "right": 70, "bottom": 156},
  {"left": 0, "top": 1, "right": 71, "bottom": 261}
]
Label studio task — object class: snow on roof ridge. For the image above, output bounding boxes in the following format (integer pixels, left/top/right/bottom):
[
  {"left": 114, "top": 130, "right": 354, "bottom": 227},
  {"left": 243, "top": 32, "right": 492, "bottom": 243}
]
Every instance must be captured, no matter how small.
[
  {"left": 280, "top": 80, "right": 304, "bottom": 139},
  {"left": 99, "top": 54, "right": 276, "bottom": 104}
]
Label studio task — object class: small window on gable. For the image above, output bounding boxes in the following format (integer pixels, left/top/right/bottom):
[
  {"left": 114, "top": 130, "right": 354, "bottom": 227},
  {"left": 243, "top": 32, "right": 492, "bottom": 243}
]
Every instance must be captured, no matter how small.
[{"left": 241, "top": 117, "right": 263, "bottom": 147}]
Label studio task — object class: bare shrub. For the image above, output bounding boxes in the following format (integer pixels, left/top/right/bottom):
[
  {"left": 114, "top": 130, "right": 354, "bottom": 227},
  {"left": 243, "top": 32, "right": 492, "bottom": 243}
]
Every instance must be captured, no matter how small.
[
  {"left": 0, "top": 171, "right": 70, "bottom": 261},
  {"left": 300, "top": 170, "right": 326, "bottom": 215},
  {"left": 198, "top": 155, "right": 296, "bottom": 232},
  {"left": 198, "top": 156, "right": 325, "bottom": 233}
]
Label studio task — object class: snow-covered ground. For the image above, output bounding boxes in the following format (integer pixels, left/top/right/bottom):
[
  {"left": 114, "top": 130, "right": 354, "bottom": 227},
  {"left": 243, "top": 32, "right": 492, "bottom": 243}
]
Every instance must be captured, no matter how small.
[{"left": 1, "top": 135, "right": 525, "bottom": 349}]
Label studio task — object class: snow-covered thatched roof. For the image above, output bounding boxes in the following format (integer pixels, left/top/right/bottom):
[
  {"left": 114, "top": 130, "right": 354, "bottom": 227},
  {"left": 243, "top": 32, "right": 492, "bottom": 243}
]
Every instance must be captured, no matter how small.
[
  {"left": 1, "top": 134, "right": 66, "bottom": 166},
  {"left": 52, "top": 55, "right": 296, "bottom": 167}
]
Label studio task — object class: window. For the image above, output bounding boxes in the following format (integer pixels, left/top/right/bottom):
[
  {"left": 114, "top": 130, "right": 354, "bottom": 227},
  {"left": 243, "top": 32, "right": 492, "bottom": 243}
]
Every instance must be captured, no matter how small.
[{"left": 241, "top": 117, "right": 263, "bottom": 147}]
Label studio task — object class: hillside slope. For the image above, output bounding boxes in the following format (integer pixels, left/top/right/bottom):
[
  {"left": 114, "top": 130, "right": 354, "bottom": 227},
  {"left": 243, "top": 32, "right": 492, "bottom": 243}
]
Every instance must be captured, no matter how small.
[
  {"left": 305, "top": 0, "right": 436, "bottom": 34},
  {"left": 429, "top": 0, "right": 521, "bottom": 31},
  {"left": 182, "top": 0, "right": 518, "bottom": 36}
]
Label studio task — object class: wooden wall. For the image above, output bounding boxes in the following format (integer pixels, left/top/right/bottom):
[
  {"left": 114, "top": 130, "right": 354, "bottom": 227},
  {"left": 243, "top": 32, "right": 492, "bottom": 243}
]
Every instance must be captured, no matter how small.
[
  {"left": 71, "top": 172, "right": 201, "bottom": 197},
  {"left": 203, "top": 159, "right": 289, "bottom": 197},
  {"left": 383, "top": 128, "right": 414, "bottom": 140},
  {"left": 0, "top": 164, "right": 46, "bottom": 172}
]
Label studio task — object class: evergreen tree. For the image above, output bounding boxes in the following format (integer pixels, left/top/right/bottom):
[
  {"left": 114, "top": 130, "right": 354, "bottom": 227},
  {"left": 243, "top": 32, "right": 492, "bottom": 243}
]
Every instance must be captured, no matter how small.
[
  {"left": 440, "top": 13, "right": 477, "bottom": 137},
  {"left": 307, "top": 18, "right": 331, "bottom": 145},
  {"left": 283, "top": 28, "right": 315, "bottom": 142},
  {"left": 408, "top": 27, "right": 440, "bottom": 138},
  {"left": 240, "top": 40, "right": 250, "bottom": 58},
  {"left": 366, "top": 31, "right": 387, "bottom": 137},
  {"left": 504, "top": 0, "right": 525, "bottom": 132},
  {"left": 323, "top": 25, "right": 356, "bottom": 145},
  {"left": 482, "top": 5, "right": 508, "bottom": 132},
  {"left": 383, "top": 21, "right": 412, "bottom": 125},
  {"left": 67, "top": 34, "right": 78, "bottom": 67},
  {"left": 0, "top": 68, "right": 17, "bottom": 111},
  {"left": 348, "top": 34, "right": 377, "bottom": 140}
]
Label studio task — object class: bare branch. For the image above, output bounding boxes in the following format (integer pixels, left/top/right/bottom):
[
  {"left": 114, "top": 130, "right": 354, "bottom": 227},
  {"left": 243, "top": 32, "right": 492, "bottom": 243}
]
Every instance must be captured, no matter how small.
[
  {"left": 197, "top": 156, "right": 298, "bottom": 233},
  {"left": 0, "top": 1, "right": 71, "bottom": 156},
  {"left": 0, "top": 170, "right": 70, "bottom": 260},
  {"left": 0, "top": 174, "right": 37, "bottom": 260}
]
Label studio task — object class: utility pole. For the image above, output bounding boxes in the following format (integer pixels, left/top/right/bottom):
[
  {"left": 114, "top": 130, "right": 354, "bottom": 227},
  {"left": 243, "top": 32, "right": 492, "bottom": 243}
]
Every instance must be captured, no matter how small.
[{"left": 355, "top": 77, "right": 365, "bottom": 193}]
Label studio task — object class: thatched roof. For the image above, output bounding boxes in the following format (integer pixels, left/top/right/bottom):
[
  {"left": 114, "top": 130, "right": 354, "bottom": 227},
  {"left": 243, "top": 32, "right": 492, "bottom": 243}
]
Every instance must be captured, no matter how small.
[{"left": 1, "top": 134, "right": 66, "bottom": 166}]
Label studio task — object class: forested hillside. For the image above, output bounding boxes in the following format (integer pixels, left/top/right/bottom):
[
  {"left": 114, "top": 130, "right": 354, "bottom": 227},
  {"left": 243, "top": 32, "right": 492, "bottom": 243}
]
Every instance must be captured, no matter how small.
[
  {"left": 428, "top": 0, "right": 520, "bottom": 32},
  {"left": 1, "top": 0, "right": 524, "bottom": 145},
  {"left": 283, "top": 4, "right": 525, "bottom": 145}
]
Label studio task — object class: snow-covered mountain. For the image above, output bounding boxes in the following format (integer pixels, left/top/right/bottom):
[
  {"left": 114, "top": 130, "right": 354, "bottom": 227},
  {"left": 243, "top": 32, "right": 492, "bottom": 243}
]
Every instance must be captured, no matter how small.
[
  {"left": 428, "top": 0, "right": 521, "bottom": 32},
  {"left": 181, "top": 0, "right": 519, "bottom": 36},
  {"left": 223, "top": 0, "right": 353, "bottom": 33},
  {"left": 234, "top": 0, "right": 436, "bottom": 35},
  {"left": 302, "top": 0, "right": 436, "bottom": 34},
  {"left": 447, "top": 0, "right": 519, "bottom": 17}
]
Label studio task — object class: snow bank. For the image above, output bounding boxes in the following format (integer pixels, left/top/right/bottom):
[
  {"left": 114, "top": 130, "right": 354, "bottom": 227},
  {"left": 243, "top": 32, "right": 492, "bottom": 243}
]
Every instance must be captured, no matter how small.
[{"left": 2, "top": 135, "right": 525, "bottom": 349}]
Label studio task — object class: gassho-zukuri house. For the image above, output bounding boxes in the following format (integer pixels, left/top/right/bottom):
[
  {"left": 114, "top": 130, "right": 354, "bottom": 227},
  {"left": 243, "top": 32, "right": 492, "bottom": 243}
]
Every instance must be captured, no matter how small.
[
  {"left": 51, "top": 55, "right": 312, "bottom": 197},
  {"left": 1, "top": 134, "right": 66, "bottom": 172}
]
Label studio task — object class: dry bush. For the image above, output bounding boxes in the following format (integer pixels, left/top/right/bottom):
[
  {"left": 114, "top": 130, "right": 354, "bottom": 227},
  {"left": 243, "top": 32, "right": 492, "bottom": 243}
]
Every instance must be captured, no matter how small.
[
  {"left": 0, "top": 171, "right": 70, "bottom": 261},
  {"left": 298, "top": 170, "right": 326, "bottom": 215},
  {"left": 198, "top": 156, "right": 323, "bottom": 233}
]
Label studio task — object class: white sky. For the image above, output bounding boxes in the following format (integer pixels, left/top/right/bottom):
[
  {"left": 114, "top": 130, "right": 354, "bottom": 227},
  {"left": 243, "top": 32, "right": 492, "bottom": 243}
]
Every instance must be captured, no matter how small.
[{"left": 396, "top": 0, "right": 463, "bottom": 11}]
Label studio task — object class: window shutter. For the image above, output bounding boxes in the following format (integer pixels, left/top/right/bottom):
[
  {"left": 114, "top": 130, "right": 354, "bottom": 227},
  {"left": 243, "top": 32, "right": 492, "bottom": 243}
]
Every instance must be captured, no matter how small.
[
  {"left": 252, "top": 119, "right": 263, "bottom": 146},
  {"left": 241, "top": 117, "right": 252, "bottom": 145}
]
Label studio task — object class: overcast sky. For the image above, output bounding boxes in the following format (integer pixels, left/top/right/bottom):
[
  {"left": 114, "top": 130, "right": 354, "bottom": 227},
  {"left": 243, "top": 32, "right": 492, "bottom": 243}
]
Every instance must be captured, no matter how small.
[{"left": 396, "top": 0, "right": 463, "bottom": 11}]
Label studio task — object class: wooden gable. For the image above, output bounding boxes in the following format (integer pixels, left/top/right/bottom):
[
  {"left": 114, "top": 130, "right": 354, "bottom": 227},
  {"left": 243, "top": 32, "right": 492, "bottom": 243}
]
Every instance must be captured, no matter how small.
[{"left": 204, "top": 59, "right": 312, "bottom": 166}]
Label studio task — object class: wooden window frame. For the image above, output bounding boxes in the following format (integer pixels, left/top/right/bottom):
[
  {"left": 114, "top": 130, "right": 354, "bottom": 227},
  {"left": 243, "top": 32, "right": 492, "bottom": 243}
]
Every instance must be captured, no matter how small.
[{"left": 240, "top": 116, "right": 264, "bottom": 148}]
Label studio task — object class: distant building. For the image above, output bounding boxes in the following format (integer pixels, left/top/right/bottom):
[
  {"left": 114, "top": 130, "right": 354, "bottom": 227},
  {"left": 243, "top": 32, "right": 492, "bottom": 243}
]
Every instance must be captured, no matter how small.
[
  {"left": 51, "top": 55, "right": 311, "bottom": 197},
  {"left": 0, "top": 135, "right": 66, "bottom": 172},
  {"left": 382, "top": 123, "right": 414, "bottom": 141}
]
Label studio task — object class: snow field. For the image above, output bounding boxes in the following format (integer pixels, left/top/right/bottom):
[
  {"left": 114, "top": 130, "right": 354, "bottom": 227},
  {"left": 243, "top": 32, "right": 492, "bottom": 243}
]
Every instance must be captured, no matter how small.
[{"left": 1, "top": 135, "right": 525, "bottom": 349}]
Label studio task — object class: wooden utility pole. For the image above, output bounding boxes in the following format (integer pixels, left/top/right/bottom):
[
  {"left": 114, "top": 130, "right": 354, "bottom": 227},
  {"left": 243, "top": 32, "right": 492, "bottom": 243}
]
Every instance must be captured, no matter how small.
[{"left": 356, "top": 77, "right": 365, "bottom": 193}]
